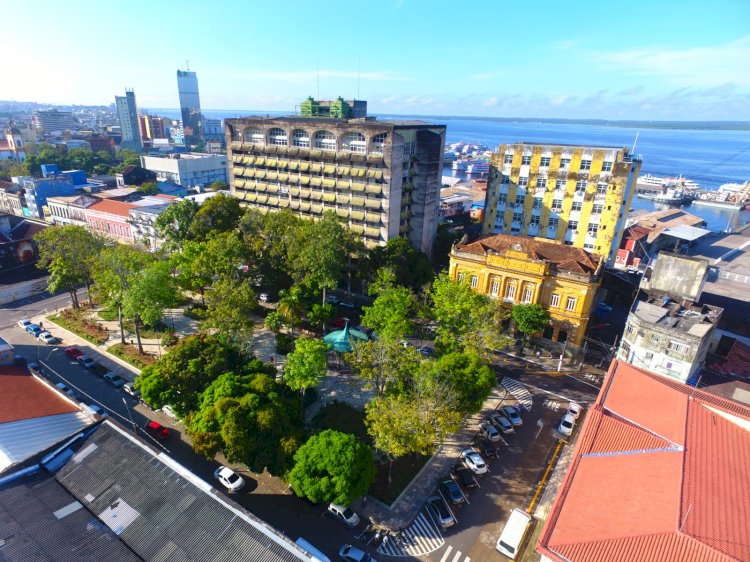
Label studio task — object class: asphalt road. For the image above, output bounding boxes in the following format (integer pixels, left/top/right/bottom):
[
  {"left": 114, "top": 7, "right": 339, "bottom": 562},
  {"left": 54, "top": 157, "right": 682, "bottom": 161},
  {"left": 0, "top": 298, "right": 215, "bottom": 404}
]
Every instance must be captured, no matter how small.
[{"left": 2, "top": 292, "right": 602, "bottom": 562}]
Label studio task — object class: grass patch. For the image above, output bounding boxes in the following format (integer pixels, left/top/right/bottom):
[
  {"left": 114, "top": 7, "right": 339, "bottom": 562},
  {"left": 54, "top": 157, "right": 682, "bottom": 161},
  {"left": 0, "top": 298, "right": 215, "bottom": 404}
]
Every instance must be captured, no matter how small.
[
  {"left": 49, "top": 308, "right": 109, "bottom": 345},
  {"left": 311, "top": 402, "right": 369, "bottom": 444},
  {"left": 108, "top": 343, "right": 157, "bottom": 369},
  {"left": 369, "top": 452, "right": 432, "bottom": 505}
]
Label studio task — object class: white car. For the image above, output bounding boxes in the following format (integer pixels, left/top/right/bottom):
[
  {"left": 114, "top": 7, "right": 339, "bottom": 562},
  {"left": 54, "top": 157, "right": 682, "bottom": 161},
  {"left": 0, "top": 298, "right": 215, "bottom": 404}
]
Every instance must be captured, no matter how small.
[
  {"left": 213, "top": 465, "right": 245, "bottom": 493},
  {"left": 123, "top": 382, "right": 141, "bottom": 399},
  {"left": 259, "top": 292, "right": 269, "bottom": 302},
  {"left": 327, "top": 503, "right": 360, "bottom": 527},
  {"left": 489, "top": 413, "right": 515, "bottom": 435},
  {"left": 502, "top": 405, "right": 523, "bottom": 426},
  {"left": 479, "top": 422, "right": 501, "bottom": 442},
  {"left": 162, "top": 404, "right": 177, "bottom": 419},
  {"left": 18, "top": 319, "right": 31, "bottom": 330},
  {"left": 55, "top": 382, "right": 76, "bottom": 399},
  {"left": 460, "top": 448, "right": 488, "bottom": 474},
  {"left": 37, "top": 331, "right": 58, "bottom": 344},
  {"left": 567, "top": 402, "right": 583, "bottom": 420},
  {"left": 558, "top": 414, "right": 576, "bottom": 437}
]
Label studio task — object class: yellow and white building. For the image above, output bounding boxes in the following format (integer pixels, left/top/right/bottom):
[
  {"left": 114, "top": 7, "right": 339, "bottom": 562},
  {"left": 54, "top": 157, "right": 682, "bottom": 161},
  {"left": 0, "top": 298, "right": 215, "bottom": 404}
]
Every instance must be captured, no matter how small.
[
  {"left": 449, "top": 233, "right": 604, "bottom": 347},
  {"left": 482, "top": 143, "right": 641, "bottom": 266}
]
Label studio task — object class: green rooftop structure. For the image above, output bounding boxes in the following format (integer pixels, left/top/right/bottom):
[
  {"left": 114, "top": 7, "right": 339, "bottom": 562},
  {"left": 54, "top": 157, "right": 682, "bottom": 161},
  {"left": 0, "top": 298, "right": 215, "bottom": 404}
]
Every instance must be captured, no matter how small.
[{"left": 300, "top": 97, "right": 367, "bottom": 118}]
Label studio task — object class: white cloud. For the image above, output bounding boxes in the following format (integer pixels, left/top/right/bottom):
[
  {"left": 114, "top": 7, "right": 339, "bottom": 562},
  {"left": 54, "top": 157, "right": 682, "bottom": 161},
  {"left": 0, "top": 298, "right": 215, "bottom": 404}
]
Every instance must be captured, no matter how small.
[
  {"left": 482, "top": 96, "right": 499, "bottom": 107},
  {"left": 594, "top": 35, "right": 750, "bottom": 86}
]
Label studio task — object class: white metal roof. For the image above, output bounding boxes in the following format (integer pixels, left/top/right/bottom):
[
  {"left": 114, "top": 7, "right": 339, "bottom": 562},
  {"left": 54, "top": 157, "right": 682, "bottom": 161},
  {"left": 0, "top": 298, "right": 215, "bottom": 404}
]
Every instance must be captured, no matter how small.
[{"left": 663, "top": 225, "right": 712, "bottom": 242}]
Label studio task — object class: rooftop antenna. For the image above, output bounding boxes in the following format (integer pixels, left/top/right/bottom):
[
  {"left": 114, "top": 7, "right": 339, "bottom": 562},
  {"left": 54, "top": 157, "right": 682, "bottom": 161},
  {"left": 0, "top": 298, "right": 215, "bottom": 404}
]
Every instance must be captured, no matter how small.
[
  {"left": 186, "top": 59, "right": 190, "bottom": 71},
  {"left": 357, "top": 55, "right": 361, "bottom": 100},
  {"left": 631, "top": 131, "right": 639, "bottom": 153},
  {"left": 317, "top": 59, "right": 320, "bottom": 100}
]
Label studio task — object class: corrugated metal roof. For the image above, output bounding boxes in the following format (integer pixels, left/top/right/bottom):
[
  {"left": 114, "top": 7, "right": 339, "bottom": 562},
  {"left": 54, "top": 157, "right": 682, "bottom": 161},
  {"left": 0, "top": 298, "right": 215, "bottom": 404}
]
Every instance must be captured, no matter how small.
[
  {"left": 55, "top": 423, "right": 310, "bottom": 562},
  {"left": 663, "top": 224, "right": 712, "bottom": 242},
  {"left": 0, "top": 471, "right": 142, "bottom": 562}
]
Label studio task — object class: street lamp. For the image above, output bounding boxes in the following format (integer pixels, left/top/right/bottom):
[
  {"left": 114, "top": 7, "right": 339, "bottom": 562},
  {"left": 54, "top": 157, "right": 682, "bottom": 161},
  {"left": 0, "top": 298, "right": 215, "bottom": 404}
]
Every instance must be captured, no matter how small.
[{"left": 38, "top": 344, "right": 58, "bottom": 363}]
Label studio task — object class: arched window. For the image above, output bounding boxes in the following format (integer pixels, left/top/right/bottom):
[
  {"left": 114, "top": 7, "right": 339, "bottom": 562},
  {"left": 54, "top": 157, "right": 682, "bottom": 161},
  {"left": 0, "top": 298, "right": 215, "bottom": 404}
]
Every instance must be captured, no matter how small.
[
  {"left": 243, "top": 127, "right": 264, "bottom": 144},
  {"left": 522, "top": 284, "right": 534, "bottom": 303},
  {"left": 371, "top": 132, "right": 387, "bottom": 154},
  {"left": 505, "top": 280, "right": 517, "bottom": 301},
  {"left": 341, "top": 132, "right": 366, "bottom": 153},
  {"left": 268, "top": 128, "right": 288, "bottom": 146},
  {"left": 292, "top": 129, "right": 310, "bottom": 148},
  {"left": 313, "top": 130, "right": 337, "bottom": 151}
]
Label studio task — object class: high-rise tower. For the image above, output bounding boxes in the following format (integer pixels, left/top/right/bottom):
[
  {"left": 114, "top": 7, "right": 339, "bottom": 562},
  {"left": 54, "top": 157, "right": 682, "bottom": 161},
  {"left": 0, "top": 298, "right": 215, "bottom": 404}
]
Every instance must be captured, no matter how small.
[
  {"left": 177, "top": 69, "right": 202, "bottom": 146},
  {"left": 115, "top": 89, "right": 143, "bottom": 151}
]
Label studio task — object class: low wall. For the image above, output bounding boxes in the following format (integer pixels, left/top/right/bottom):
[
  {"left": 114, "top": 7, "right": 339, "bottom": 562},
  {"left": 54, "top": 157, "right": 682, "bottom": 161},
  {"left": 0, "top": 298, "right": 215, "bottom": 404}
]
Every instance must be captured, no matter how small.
[{"left": 0, "top": 277, "right": 49, "bottom": 305}]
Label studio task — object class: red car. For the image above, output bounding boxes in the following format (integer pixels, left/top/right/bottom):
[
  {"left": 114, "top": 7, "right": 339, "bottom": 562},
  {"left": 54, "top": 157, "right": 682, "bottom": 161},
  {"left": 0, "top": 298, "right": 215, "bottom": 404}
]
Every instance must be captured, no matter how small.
[
  {"left": 65, "top": 346, "right": 83, "bottom": 359},
  {"left": 331, "top": 317, "right": 348, "bottom": 329},
  {"left": 144, "top": 421, "right": 170, "bottom": 440}
]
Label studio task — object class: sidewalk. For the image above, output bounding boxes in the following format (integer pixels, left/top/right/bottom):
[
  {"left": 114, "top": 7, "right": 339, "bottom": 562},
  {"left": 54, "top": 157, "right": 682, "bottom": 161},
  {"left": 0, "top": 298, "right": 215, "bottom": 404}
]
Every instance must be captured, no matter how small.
[
  {"left": 497, "top": 347, "right": 583, "bottom": 373},
  {"left": 350, "top": 385, "right": 511, "bottom": 530}
]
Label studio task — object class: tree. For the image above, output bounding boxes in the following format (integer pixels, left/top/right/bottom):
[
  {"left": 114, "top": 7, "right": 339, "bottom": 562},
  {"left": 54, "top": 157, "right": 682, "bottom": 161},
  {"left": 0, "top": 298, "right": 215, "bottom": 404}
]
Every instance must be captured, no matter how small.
[
  {"left": 308, "top": 303, "right": 334, "bottom": 332},
  {"left": 0, "top": 159, "right": 26, "bottom": 181},
  {"left": 347, "top": 338, "right": 422, "bottom": 397},
  {"left": 360, "top": 282, "right": 415, "bottom": 342},
  {"left": 188, "top": 193, "right": 243, "bottom": 241},
  {"left": 67, "top": 148, "right": 97, "bottom": 173},
  {"left": 264, "top": 311, "right": 283, "bottom": 333},
  {"left": 23, "top": 142, "right": 71, "bottom": 176},
  {"left": 511, "top": 303, "right": 550, "bottom": 348},
  {"left": 137, "top": 181, "right": 160, "bottom": 195},
  {"left": 288, "top": 429, "right": 376, "bottom": 505},
  {"left": 239, "top": 208, "right": 300, "bottom": 292},
  {"left": 284, "top": 338, "right": 329, "bottom": 409},
  {"left": 122, "top": 261, "right": 178, "bottom": 353},
  {"left": 433, "top": 224, "right": 463, "bottom": 268},
  {"left": 155, "top": 199, "right": 199, "bottom": 250},
  {"left": 93, "top": 245, "right": 153, "bottom": 343},
  {"left": 276, "top": 285, "right": 306, "bottom": 333},
  {"left": 208, "top": 180, "right": 228, "bottom": 191},
  {"left": 34, "top": 225, "right": 103, "bottom": 308},
  {"left": 420, "top": 351, "right": 495, "bottom": 414},
  {"left": 204, "top": 276, "right": 257, "bottom": 339},
  {"left": 118, "top": 149, "right": 141, "bottom": 168},
  {"left": 368, "top": 237, "right": 434, "bottom": 293}
]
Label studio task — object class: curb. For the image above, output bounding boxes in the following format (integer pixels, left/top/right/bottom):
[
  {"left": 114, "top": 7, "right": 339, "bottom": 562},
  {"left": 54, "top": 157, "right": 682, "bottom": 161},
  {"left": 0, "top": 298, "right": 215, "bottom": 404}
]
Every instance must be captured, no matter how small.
[{"left": 497, "top": 349, "right": 582, "bottom": 372}]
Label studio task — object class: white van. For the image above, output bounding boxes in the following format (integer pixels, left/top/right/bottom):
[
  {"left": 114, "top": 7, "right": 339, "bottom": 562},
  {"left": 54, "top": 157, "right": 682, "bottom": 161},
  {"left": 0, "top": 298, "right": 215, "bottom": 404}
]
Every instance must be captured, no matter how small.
[
  {"left": 496, "top": 508, "right": 533, "bottom": 559},
  {"left": 295, "top": 537, "right": 331, "bottom": 562}
]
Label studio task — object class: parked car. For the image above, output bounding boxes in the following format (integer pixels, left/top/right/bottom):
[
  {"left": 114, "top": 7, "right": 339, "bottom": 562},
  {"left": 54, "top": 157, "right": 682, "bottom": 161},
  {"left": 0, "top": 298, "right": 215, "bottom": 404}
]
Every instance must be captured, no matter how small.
[
  {"left": 567, "top": 402, "right": 583, "bottom": 420},
  {"left": 65, "top": 346, "right": 83, "bottom": 359},
  {"left": 339, "top": 300, "right": 355, "bottom": 310},
  {"left": 213, "top": 465, "right": 245, "bottom": 493},
  {"left": 77, "top": 355, "right": 96, "bottom": 369},
  {"left": 558, "top": 413, "right": 576, "bottom": 437},
  {"left": 439, "top": 478, "right": 465, "bottom": 504},
  {"left": 325, "top": 294, "right": 339, "bottom": 304},
  {"left": 502, "top": 405, "right": 523, "bottom": 426},
  {"left": 162, "top": 404, "right": 177, "bottom": 419},
  {"left": 489, "top": 413, "right": 515, "bottom": 435},
  {"left": 86, "top": 404, "right": 107, "bottom": 418},
  {"left": 144, "top": 421, "right": 170, "bottom": 440},
  {"left": 427, "top": 495, "right": 454, "bottom": 528},
  {"left": 417, "top": 346, "right": 434, "bottom": 357},
  {"left": 338, "top": 544, "right": 376, "bottom": 562},
  {"left": 259, "top": 292, "right": 269, "bottom": 303},
  {"left": 37, "top": 331, "right": 58, "bottom": 344},
  {"left": 55, "top": 382, "right": 76, "bottom": 399},
  {"left": 327, "top": 503, "right": 360, "bottom": 527},
  {"left": 452, "top": 466, "right": 477, "bottom": 488},
  {"left": 480, "top": 422, "right": 502, "bottom": 442},
  {"left": 17, "top": 319, "right": 32, "bottom": 330},
  {"left": 27, "top": 324, "right": 43, "bottom": 337},
  {"left": 478, "top": 440, "right": 500, "bottom": 459},
  {"left": 123, "top": 382, "right": 141, "bottom": 399},
  {"left": 104, "top": 372, "right": 126, "bottom": 387},
  {"left": 461, "top": 448, "right": 488, "bottom": 474}
]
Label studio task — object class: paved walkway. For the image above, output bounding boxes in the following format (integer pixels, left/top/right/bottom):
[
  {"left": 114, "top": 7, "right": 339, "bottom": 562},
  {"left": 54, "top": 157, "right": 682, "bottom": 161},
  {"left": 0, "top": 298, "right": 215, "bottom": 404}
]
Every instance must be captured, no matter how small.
[{"left": 497, "top": 347, "right": 582, "bottom": 373}]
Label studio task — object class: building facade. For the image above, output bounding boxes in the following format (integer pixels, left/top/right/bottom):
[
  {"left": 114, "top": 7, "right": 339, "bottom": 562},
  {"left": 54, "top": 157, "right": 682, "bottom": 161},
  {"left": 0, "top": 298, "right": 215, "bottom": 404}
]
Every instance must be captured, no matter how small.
[
  {"left": 225, "top": 115, "right": 445, "bottom": 254},
  {"left": 115, "top": 89, "right": 143, "bottom": 151},
  {"left": 0, "top": 127, "right": 26, "bottom": 162},
  {"left": 128, "top": 204, "right": 171, "bottom": 250},
  {"left": 85, "top": 200, "right": 136, "bottom": 243},
  {"left": 482, "top": 143, "right": 641, "bottom": 267},
  {"left": 177, "top": 69, "right": 202, "bottom": 145},
  {"left": 617, "top": 253, "right": 722, "bottom": 383},
  {"left": 140, "top": 153, "right": 227, "bottom": 188},
  {"left": 31, "top": 109, "right": 78, "bottom": 132},
  {"left": 449, "top": 233, "right": 603, "bottom": 347},
  {"left": 44, "top": 194, "right": 98, "bottom": 226}
]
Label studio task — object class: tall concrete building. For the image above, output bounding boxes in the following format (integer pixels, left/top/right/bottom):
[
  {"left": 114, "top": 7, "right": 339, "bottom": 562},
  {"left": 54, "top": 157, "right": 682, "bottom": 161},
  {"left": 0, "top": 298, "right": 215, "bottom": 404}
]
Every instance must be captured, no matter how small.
[
  {"left": 177, "top": 69, "right": 202, "bottom": 145},
  {"left": 482, "top": 143, "right": 641, "bottom": 267},
  {"left": 31, "top": 109, "right": 79, "bottom": 132},
  {"left": 114, "top": 89, "right": 143, "bottom": 151},
  {"left": 225, "top": 108, "right": 445, "bottom": 254}
]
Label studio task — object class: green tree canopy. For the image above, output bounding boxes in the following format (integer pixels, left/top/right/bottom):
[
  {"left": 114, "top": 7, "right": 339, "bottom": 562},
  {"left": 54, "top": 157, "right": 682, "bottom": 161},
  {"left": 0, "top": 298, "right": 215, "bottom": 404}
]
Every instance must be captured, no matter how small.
[
  {"left": 368, "top": 237, "right": 434, "bottom": 293},
  {"left": 284, "top": 338, "right": 329, "bottom": 401},
  {"left": 155, "top": 199, "right": 200, "bottom": 250},
  {"left": 288, "top": 429, "right": 376, "bottom": 505},
  {"left": 346, "top": 338, "right": 422, "bottom": 397},
  {"left": 188, "top": 193, "right": 243, "bottom": 241},
  {"left": 360, "top": 281, "right": 415, "bottom": 342},
  {"left": 118, "top": 149, "right": 141, "bottom": 168},
  {"left": 122, "top": 260, "right": 178, "bottom": 352},
  {"left": 208, "top": 180, "right": 228, "bottom": 191},
  {"left": 203, "top": 275, "right": 257, "bottom": 339},
  {"left": 137, "top": 181, "right": 160, "bottom": 195},
  {"left": 419, "top": 351, "right": 495, "bottom": 414},
  {"left": 511, "top": 303, "right": 550, "bottom": 339}
]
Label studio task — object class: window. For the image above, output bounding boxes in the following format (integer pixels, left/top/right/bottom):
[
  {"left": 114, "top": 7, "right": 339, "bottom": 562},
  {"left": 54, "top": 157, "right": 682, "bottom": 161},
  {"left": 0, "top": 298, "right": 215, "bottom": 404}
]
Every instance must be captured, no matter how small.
[
  {"left": 515, "top": 195, "right": 525, "bottom": 205},
  {"left": 522, "top": 155, "right": 532, "bottom": 165},
  {"left": 512, "top": 212, "right": 523, "bottom": 222},
  {"left": 584, "top": 243, "right": 594, "bottom": 250},
  {"left": 244, "top": 127, "right": 264, "bottom": 144},
  {"left": 575, "top": 180, "right": 587, "bottom": 192},
  {"left": 341, "top": 132, "right": 366, "bottom": 153},
  {"left": 548, "top": 217, "right": 559, "bottom": 228},
  {"left": 490, "top": 279, "right": 500, "bottom": 297},
  {"left": 567, "top": 220, "right": 578, "bottom": 231},
  {"left": 537, "top": 178, "right": 547, "bottom": 189},
  {"left": 518, "top": 176, "right": 528, "bottom": 187},
  {"left": 540, "top": 157, "right": 551, "bottom": 167},
  {"left": 572, "top": 201, "right": 583, "bottom": 211},
  {"left": 565, "top": 297, "right": 577, "bottom": 311},
  {"left": 458, "top": 272, "right": 465, "bottom": 282},
  {"left": 500, "top": 174, "right": 510, "bottom": 185},
  {"left": 645, "top": 351, "right": 654, "bottom": 360},
  {"left": 498, "top": 193, "right": 508, "bottom": 203},
  {"left": 314, "top": 130, "right": 337, "bottom": 151},
  {"left": 668, "top": 341, "right": 690, "bottom": 354},
  {"left": 470, "top": 275, "right": 478, "bottom": 289},
  {"left": 533, "top": 196, "right": 543, "bottom": 209},
  {"left": 580, "top": 159, "right": 592, "bottom": 170},
  {"left": 597, "top": 183, "right": 608, "bottom": 194},
  {"left": 592, "top": 204, "right": 604, "bottom": 214},
  {"left": 505, "top": 282, "right": 517, "bottom": 301},
  {"left": 556, "top": 179, "right": 566, "bottom": 190},
  {"left": 522, "top": 286, "right": 533, "bottom": 303},
  {"left": 602, "top": 161, "right": 613, "bottom": 172},
  {"left": 504, "top": 154, "right": 513, "bottom": 164},
  {"left": 371, "top": 132, "right": 387, "bottom": 153},
  {"left": 292, "top": 128, "right": 310, "bottom": 148},
  {"left": 587, "top": 223, "right": 599, "bottom": 236},
  {"left": 560, "top": 158, "right": 571, "bottom": 168},
  {"left": 530, "top": 215, "right": 540, "bottom": 225},
  {"left": 552, "top": 199, "right": 563, "bottom": 211},
  {"left": 268, "top": 127, "right": 288, "bottom": 146},
  {"left": 551, "top": 293, "right": 561, "bottom": 308}
]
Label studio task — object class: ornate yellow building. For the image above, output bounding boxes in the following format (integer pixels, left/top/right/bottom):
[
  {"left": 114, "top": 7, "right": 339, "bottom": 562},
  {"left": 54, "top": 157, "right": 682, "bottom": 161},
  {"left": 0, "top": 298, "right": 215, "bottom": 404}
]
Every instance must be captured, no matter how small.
[
  {"left": 449, "top": 234, "right": 604, "bottom": 347},
  {"left": 482, "top": 142, "right": 641, "bottom": 267}
]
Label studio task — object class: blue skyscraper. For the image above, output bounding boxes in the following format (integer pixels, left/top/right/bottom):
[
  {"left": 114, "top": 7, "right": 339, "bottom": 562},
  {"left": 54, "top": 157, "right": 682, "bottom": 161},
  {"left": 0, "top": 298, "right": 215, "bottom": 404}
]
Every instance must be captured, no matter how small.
[{"left": 177, "top": 69, "right": 202, "bottom": 146}]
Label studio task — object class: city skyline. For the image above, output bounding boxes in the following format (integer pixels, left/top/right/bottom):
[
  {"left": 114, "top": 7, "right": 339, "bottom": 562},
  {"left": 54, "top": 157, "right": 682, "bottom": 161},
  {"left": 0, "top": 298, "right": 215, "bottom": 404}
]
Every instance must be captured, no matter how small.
[{"left": 0, "top": 0, "right": 748, "bottom": 120}]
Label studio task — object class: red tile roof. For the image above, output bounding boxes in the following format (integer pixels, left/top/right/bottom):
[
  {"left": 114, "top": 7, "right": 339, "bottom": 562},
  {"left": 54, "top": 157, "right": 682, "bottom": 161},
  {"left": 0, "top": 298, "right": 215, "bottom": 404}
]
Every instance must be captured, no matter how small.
[
  {"left": 456, "top": 233, "right": 600, "bottom": 274},
  {"left": 88, "top": 200, "right": 136, "bottom": 218},
  {"left": 537, "top": 360, "right": 750, "bottom": 562},
  {"left": 0, "top": 365, "right": 78, "bottom": 424}
]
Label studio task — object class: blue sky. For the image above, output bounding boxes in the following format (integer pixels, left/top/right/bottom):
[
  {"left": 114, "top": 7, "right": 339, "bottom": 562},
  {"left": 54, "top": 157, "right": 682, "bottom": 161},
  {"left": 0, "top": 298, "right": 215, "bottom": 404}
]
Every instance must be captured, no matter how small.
[{"left": 1, "top": 0, "right": 749, "bottom": 120}]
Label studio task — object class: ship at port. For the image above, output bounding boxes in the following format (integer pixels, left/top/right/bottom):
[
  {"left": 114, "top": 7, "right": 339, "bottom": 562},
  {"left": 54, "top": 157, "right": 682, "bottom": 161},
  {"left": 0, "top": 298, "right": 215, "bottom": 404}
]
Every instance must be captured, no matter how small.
[
  {"left": 636, "top": 186, "right": 692, "bottom": 204},
  {"left": 691, "top": 181, "right": 750, "bottom": 210},
  {"left": 635, "top": 174, "right": 696, "bottom": 205}
]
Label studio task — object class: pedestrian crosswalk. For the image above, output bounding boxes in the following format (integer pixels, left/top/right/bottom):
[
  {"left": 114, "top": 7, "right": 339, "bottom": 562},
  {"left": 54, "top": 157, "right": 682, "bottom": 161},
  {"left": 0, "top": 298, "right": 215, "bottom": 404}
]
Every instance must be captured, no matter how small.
[
  {"left": 438, "top": 545, "right": 471, "bottom": 562},
  {"left": 376, "top": 510, "right": 444, "bottom": 557},
  {"left": 501, "top": 377, "right": 533, "bottom": 412}
]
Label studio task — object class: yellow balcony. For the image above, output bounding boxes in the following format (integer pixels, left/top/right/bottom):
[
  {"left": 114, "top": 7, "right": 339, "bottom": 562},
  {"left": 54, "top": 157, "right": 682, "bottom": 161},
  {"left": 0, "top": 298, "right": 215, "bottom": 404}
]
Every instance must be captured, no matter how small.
[
  {"left": 335, "top": 194, "right": 349, "bottom": 204},
  {"left": 336, "top": 208, "right": 349, "bottom": 218},
  {"left": 278, "top": 199, "right": 290, "bottom": 208},
  {"left": 300, "top": 202, "right": 311, "bottom": 212},
  {"left": 351, "top": 196, "right": 365, "bottom": 207},
  {"left": 351, "top": 210, "right": 365, "bottom": 221},
  {"left": 351, "top": 182, "right": 366, "bottom": 192}
]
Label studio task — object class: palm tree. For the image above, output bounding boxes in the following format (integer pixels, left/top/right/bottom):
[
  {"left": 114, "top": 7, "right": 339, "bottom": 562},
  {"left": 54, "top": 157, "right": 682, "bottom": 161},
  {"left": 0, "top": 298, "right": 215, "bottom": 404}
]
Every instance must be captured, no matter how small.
[{"left": 276, "top": 286, "right": 306, "bottom": 333}]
